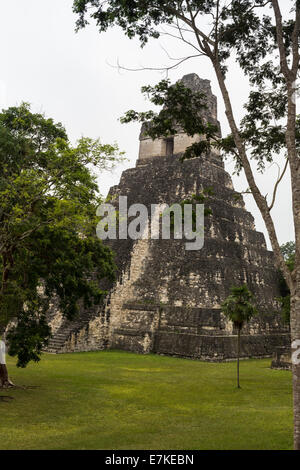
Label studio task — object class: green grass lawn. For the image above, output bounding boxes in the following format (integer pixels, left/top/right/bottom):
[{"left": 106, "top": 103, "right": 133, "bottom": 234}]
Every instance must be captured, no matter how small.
[{"left": 0, "top": 350, "right": 293, "bottom": 450}]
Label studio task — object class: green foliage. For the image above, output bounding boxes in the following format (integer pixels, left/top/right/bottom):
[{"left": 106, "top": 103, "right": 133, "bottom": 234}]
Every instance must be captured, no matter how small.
[
  {"left": 221, "top": 285, "right": 257, "bottom": 388},
  {"left": 0, "top": 103, "right": 124, "bottom": 367},
  {"left": 121, "top": 79, "right": 220, "bottom": 161},
  {"left": 121, "top": 80, "right": 222, "bottom": 160},
  {"left": 73, "top": 1, "right": 216, "bottom": 46},
  {"left": 278, "top": 294, "right": 291, "bottom": 325},
  {"left": 74, "top": 1, "right": 300, "bottom": 174},
  {"left": 278, "top": 242, "right": 296, "bottom": 324},
  {"left": 121, "top": 79, "right": 218, "bottom": 137},
  {"left": 7, "top": 310, "right": 51, "bottom": 368},
  {"left": 221, "top": 285, "right": 257, "bottom": 329},
  {"left": 280, "top": 241, "right": 296, "bottom": 268}
]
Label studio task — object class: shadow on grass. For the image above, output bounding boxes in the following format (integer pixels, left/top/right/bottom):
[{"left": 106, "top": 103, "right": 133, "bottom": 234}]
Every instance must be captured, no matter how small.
[
  {"left": 0, "top": 396, "right": 14, "bottom": 402},
  {"left": 1, "top": 383, "right": 41, "bottom": 403}
]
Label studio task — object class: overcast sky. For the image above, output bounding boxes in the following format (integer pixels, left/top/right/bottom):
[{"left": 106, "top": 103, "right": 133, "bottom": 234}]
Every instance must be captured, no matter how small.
[{"left": 0, "top": 0, "right": 295, "bottom": 249}]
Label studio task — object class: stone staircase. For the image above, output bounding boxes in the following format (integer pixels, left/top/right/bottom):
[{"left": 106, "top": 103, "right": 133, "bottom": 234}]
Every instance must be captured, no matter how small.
[{"left": 45, "top": 308, "right": 99, "bottom": 354}]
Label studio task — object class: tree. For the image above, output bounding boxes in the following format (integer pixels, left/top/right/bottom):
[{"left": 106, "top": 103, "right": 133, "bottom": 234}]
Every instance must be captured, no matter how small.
[
  {"left": 221, "top": 285, "right": 257, "bottom": 388},
  {"left": 278, "top": 241, "right": 296, "bottom": 323},
  {"left": 73, "top": 0, "right": 300, "bottom": 448},
  {"left": 0, "top": 103, "right": 124, "bottom": 388},
  {"left": 281, "top": 241, "right": 296, "bottom": 268}
]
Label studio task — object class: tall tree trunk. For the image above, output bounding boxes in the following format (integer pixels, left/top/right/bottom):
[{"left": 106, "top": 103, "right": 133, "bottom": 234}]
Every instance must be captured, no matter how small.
[
  {"left": 0, "top": 363, "right": 10, "bottom": 387},
  {"left": 271, "top": 2, "right": 300, "bottom": 449},
  {"left": 291, "top": 273, "right": 300, "bottom": 450},
  {"left": 211, "top": 54, "right": 299, "bottom": 446},
  {"left": 0, "top": 340, "right": 13, "bottom": 388},
  {"left": 237, "top": 327, "right": 241, "bottom": 389},
  {"left": 180, "top": 0, "right": 299, "bottom": 446},
  {"left": 211, "top": 57, "right": 293, "bottom": 288}
]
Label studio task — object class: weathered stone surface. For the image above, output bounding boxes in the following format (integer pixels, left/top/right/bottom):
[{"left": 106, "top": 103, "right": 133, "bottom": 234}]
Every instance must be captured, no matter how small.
[
  {"left": 271, "top": 346, "right": 292, "bottom": 370},
  {"left": 138, "top": 74, "right": 220, "bottom": 166},
  {"left": 46, "top": 74, "right": 290, "bottom": 359}
]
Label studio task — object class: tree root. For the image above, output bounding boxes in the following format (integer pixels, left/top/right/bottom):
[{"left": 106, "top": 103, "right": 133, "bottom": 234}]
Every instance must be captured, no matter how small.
[
  {"left": 0, "top": 383, "right": 39, "bottom": 402},
  {"left": 0, "top": 379, "right": 15, "bottom": 389},
  {"left": 0, "top": 383, "right": 39, "bottom": 390}
]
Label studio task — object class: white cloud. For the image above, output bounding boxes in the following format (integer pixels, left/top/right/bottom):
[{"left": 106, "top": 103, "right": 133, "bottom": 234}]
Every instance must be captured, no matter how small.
[{"left": 0, "top": 0, "right": 294, "bottom": 248}]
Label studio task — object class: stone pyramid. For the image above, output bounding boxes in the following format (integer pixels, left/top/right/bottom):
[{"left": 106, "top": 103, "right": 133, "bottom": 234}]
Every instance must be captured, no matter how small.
[{"left": 47, "top": 74, "right": 289, "bottom": 359}]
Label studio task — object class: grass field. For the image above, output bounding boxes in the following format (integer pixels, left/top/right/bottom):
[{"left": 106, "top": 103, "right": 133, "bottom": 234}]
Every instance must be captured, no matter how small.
[{"left": 0, "top": 350, "right": 293, "bottom": 450}]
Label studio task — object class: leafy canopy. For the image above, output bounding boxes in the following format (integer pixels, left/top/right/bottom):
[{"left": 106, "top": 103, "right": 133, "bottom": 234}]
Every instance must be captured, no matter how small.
[
  {"left": 221, "top": 285, "right": 257, "bottom": 329},
  {"left": 121, "top": 79, "right": 220, "bottom": 160},
  {"left": 0, "top": 103, "right": 124, "bottom": 367},
  {"left": 74, "top": 1, "right": 218, "bottom": 46},
  {"left": 73, "top": 0, "right": 300, "bottom": 174},
  {"left": 278, "top": 241, "right": 296, "bottom": 323}
]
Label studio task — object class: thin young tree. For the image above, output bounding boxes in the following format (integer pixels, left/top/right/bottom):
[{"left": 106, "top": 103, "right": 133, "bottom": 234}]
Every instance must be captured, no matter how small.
[
  {"left": 73, "top": 0, "right": 300, "bottom": 448},
  {"left": 221, "top": 285, "right": 257, "bottom": 389}
]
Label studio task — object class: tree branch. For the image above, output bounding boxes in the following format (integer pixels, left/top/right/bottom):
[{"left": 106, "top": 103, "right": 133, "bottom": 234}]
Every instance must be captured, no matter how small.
[
  {"left": 108, "top": 52, "right": 204, "bottom": 75},
  {"left": 268, "top": 157, "right": 289, "bottom": 211},
  {"left": 271, "top": 0, "right": 291, "bottom": 78},
  {"left": 165, "top": 3, "right": 215, "bottom": 47},
  {"left": 291, "top": 4, "right": 300, "bottom": 76},
  {"left": 211, "top": 53, "right": 293, "bottom": 289}
]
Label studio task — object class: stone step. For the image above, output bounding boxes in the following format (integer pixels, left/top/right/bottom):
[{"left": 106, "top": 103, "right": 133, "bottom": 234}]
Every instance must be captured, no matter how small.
[{"left": 45, "top": 315, "right": 95, "bottom": 353}]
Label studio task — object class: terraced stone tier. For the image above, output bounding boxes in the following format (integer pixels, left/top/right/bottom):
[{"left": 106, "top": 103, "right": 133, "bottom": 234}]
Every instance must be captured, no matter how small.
[{"left": 46, "top": 74, "right": 289, "bottom": 358}]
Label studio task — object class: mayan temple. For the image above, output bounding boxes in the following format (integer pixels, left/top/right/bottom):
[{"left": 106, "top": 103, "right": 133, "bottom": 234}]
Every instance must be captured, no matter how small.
[{"left": 47, "top": 74, "right": 289, "bottom": 359}]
